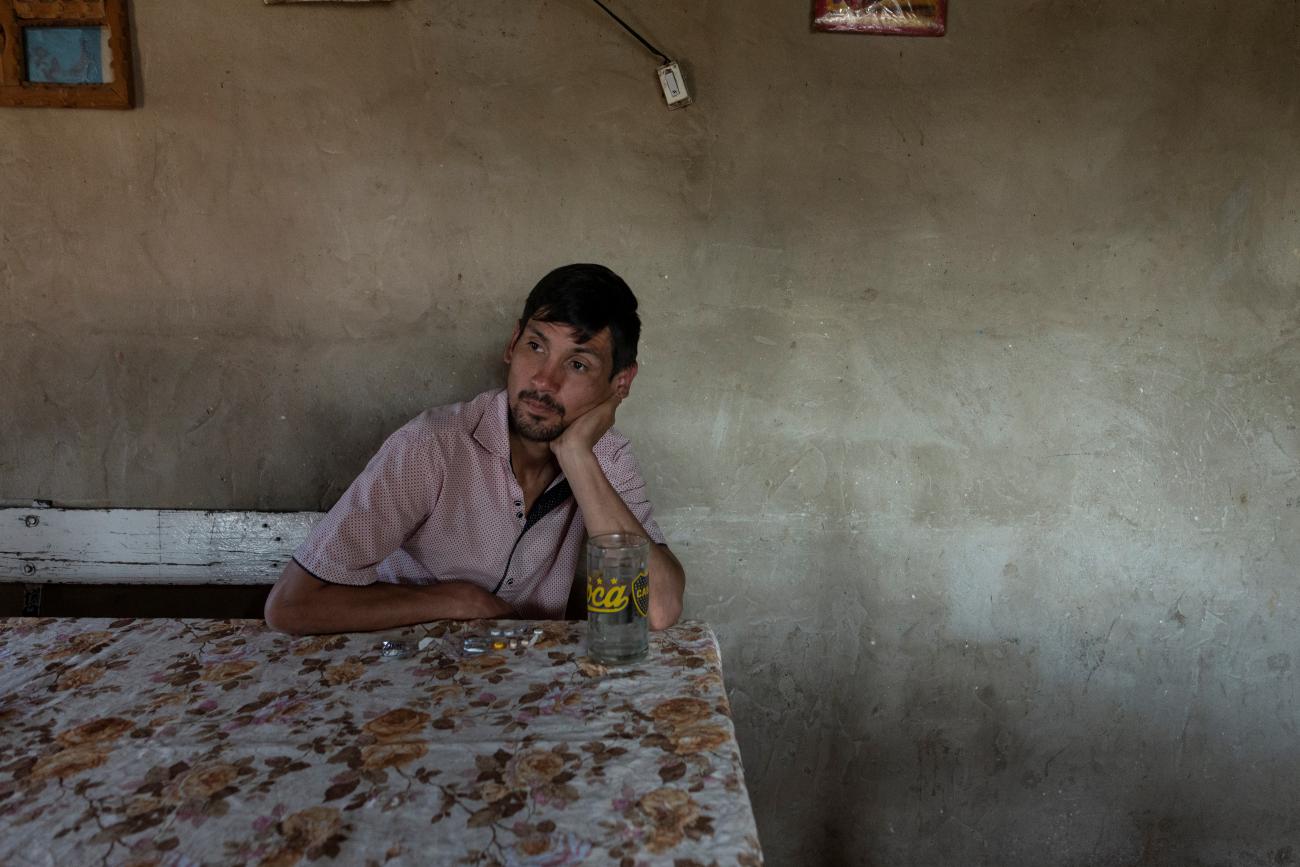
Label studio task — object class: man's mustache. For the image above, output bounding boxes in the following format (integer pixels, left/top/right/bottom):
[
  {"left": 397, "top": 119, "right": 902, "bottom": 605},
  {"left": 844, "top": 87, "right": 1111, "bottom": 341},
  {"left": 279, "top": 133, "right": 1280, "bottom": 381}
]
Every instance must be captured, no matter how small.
[{"left": 519, "top": 390, "right": 565, "bottom": 416}]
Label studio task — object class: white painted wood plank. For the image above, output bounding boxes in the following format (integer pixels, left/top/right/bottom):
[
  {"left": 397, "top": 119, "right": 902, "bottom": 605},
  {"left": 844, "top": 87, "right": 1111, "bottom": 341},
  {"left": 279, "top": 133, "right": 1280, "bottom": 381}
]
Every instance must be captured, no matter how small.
[{"left": 0, "top": 508, "right": 323, "bottom": 585}]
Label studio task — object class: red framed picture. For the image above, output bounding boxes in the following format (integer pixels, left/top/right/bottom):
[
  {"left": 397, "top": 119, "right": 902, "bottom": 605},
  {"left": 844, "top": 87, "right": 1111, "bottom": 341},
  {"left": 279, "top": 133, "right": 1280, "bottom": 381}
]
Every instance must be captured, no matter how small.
[
  {"left": 813, "top": 0, "right": 947, "bottom": 36},
  {"left": 0, "top": 0, "right": 134, "bottom": 108}
]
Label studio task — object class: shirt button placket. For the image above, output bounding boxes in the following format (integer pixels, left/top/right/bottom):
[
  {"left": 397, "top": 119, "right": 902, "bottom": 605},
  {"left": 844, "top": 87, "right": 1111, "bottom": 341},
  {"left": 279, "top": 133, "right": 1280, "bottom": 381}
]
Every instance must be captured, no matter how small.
[{"left": 509, "top": 495, "right": 524, "bottom": 584}]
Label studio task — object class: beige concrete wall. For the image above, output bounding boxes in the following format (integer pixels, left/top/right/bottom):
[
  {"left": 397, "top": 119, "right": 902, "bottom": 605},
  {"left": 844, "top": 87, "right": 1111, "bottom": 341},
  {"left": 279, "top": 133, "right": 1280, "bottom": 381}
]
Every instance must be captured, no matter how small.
[{"left": 2, "top": 1, "right": 1297, "bottom": 863}]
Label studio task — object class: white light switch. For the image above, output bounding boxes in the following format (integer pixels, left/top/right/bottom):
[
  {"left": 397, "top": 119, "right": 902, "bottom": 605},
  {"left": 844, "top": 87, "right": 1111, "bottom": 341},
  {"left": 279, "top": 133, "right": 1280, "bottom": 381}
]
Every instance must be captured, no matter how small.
[{"left": 657, "top": 61, "right": 692, "bottom": 109}]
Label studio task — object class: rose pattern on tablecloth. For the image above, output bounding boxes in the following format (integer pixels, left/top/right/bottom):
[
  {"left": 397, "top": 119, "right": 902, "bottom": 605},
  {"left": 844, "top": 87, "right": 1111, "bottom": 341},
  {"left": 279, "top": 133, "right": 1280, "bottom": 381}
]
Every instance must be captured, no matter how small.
[{"left": 0, "top": 617, "right": 762, "bottom": 866}]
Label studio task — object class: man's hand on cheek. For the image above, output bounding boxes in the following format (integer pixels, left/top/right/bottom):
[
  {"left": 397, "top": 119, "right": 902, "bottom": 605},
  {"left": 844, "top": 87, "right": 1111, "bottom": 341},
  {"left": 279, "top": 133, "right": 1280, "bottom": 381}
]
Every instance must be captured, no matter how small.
[{"left": 550, "top": 387, "right": 625, "bottom": 461}]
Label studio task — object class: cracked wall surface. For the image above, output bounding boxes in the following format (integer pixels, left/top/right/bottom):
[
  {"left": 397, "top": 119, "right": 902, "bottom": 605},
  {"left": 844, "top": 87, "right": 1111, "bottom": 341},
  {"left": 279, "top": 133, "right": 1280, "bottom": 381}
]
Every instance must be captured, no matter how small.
[{"left": 2, "top": 1, "right": 1297, "bottom": 864}]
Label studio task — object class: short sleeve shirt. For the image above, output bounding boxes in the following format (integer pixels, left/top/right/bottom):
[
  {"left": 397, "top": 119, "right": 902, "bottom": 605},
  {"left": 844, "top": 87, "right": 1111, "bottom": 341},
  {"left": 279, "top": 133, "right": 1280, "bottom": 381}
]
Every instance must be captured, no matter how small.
[{"left": 293, "top": 388, "right": 666, "bottom": 619}]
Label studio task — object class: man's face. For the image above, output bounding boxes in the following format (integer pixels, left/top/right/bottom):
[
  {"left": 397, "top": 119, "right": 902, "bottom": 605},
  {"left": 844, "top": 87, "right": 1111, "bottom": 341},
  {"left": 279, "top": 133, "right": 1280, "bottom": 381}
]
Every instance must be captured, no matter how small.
[{"left": 503, "top": 319, "right": 624, "bottom": 442}]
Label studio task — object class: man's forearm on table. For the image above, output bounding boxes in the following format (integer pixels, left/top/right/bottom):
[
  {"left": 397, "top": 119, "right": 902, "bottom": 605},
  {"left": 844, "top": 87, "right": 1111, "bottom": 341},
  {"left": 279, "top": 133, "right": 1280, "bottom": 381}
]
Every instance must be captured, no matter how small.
[
  {"left": 644, "top": 542, "right": 685, "bottom": 630},
  {"left": 266, "top": 564, "right": 509, "bottom": 634},
  {"left": 556, "top": 448, "right": 686, "bottom": 629},
  {"left": 268, "top": 584, "right": 436, "bottom": 635}
]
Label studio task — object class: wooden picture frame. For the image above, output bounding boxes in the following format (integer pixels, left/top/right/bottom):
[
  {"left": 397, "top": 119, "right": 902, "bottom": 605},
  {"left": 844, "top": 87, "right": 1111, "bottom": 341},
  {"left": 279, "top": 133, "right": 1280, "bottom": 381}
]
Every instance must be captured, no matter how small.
[
  {"left": 0, "top": 0, "right": 133, "bottom": 108},
  {"left": 813, "top": 0, "right": 947, "bottom": 37}
]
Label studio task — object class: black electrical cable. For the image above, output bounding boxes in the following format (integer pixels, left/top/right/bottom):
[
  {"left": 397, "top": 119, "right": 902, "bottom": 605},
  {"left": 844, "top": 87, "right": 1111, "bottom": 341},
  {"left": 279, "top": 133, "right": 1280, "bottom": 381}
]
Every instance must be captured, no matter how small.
[{"left": 589, "top": 0, "right": 669, "bottom": 64}]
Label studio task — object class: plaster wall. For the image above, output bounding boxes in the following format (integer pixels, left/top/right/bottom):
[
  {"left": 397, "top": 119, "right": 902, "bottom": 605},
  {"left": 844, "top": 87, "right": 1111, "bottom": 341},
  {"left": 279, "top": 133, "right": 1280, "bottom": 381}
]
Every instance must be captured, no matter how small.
[{"left": 2, "top": 2, "right": 1297, "bottom": 864}]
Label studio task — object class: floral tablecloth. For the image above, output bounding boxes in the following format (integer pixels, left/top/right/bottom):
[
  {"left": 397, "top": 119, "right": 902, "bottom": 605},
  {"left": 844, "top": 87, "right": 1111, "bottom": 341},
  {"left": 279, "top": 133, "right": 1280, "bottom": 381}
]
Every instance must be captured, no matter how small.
[{"left": 0, "top": 618, "right": 762, "bottom": 867}]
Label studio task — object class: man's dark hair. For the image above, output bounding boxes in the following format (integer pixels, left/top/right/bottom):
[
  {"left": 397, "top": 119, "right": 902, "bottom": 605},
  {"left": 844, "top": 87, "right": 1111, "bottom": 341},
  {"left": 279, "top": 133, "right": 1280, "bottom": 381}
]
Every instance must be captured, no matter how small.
[{"left": 519, "top": 264, "right": 641, "bottom": 377}]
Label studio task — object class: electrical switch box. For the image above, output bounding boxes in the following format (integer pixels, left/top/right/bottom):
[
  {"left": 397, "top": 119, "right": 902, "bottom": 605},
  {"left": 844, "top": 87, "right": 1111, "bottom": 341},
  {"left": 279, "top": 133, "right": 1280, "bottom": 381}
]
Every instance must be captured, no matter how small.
[{"left": 657, "top": 61, "right": 692, "bottom": 109}]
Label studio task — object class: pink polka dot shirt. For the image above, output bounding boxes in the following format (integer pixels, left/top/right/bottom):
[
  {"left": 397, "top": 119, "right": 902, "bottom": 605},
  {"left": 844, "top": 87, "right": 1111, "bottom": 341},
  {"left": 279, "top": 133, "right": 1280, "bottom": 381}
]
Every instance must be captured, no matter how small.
[{"left": 293, "top": 388, "right": 666, "bottom": 619}]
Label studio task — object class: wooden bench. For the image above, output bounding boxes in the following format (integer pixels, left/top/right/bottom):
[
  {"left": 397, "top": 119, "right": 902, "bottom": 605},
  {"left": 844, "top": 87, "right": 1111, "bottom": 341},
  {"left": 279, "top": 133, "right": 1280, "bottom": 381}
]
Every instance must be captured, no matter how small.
[{"left": 0, "top": 503, "right": 323, "bottom": 615}]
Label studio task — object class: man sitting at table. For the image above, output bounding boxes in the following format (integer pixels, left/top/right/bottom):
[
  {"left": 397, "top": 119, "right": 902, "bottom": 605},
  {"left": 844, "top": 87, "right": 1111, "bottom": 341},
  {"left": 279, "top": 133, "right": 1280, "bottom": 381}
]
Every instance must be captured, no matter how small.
[{"left": 264, "top": 264, "right": 685, "bottom": 636}]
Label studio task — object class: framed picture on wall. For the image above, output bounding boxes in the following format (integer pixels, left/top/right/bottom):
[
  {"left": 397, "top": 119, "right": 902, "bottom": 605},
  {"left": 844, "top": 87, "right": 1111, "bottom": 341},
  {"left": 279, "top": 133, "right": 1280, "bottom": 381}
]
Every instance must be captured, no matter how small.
[
  {"left": 813, "top": 0, "right": 947, "bottom": 36},
  {"left": 0, "top": 0, "right": 133, "bottom": 108}
]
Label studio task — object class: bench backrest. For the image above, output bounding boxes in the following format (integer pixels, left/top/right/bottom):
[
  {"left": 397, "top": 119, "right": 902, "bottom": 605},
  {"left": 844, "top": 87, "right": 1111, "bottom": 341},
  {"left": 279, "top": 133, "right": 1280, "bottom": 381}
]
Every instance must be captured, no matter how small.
[{"left": 0, "top": 506, "right": 324, "bottom": 585}]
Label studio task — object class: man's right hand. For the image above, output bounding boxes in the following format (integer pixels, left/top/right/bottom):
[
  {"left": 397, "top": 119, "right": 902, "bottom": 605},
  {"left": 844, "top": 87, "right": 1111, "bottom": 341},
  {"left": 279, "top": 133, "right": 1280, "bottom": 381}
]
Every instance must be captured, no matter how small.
[
  {"left": 265, "top": 561, "right": 515, "bottom": 635},
  {"left": 433, "top": 581, "right": 516, "bottom": 619}
]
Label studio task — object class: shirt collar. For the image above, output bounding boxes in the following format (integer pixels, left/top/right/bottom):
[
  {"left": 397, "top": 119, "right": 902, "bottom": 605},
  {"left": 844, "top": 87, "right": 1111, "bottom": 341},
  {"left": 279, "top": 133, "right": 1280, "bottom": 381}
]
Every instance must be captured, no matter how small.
[
  {"left": 473, "top": 388, "right": 513, "bottom": 461},
  {"left": 472, "top": 388, "right": 570, "bottom": 491}
]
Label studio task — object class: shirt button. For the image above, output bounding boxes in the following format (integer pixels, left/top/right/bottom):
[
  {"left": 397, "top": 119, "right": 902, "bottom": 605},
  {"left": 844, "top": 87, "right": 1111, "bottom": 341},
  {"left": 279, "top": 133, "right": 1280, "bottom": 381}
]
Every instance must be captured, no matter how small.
[
  {"left": 514, "top": 500, "right": 521, "bottom": 507},
  {"left": 516, "top": 512, "right": 523, "bottom": 519},
  {"left": 507, "top": 580, "right": 514, "bottom": 585}
]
